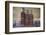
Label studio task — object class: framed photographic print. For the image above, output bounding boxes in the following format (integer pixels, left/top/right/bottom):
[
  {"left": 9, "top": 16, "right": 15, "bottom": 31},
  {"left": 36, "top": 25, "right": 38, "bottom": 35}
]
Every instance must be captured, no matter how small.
[{"left": 5, "top": 1, "right": 45, "bottom": 34}]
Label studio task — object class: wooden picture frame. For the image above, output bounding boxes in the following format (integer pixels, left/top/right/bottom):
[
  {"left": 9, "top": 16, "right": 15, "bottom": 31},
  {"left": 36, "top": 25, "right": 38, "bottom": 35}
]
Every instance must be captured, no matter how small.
[{"left": 5, "top": 1, "right": 45, "bottom": 34}]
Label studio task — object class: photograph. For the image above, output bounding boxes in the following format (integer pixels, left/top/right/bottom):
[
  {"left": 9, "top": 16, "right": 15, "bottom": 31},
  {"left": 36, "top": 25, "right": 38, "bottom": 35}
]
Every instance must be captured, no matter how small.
[
  {"left": 13, "top": 7, "right": 40, "bottom": 27},
  {"left": 5, "top": 1, "right": 45, "bottom": 34}
]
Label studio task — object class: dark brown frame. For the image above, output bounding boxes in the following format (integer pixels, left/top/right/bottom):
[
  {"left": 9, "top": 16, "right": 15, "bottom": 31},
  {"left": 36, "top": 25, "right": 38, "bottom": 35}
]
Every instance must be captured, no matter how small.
[{"left": 5, "top": 1, "right": 45, "bottom": 34}]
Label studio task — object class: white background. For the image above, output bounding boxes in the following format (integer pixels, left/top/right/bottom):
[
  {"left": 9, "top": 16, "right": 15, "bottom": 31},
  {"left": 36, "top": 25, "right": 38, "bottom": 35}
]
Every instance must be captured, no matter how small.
[{"left": 0, "top": 0, "right": 46, "bottom": 35}]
